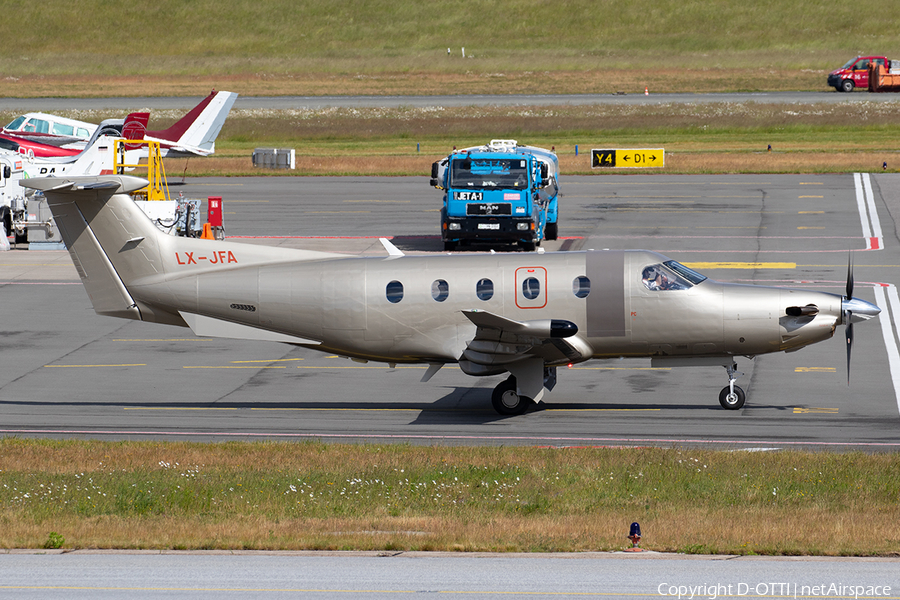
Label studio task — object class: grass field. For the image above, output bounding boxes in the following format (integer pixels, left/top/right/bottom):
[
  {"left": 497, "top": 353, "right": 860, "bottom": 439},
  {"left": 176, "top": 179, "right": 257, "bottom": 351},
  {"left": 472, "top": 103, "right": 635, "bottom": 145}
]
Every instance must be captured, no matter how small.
[
  {"left": 7, "top": 100, "right": 896, "bottom": 176},
  {"left": 1, "top": 0, "right": 898, "bottom": 97},
  {"left": 1, "top": 439, "right": 898, "bottom": 554}
]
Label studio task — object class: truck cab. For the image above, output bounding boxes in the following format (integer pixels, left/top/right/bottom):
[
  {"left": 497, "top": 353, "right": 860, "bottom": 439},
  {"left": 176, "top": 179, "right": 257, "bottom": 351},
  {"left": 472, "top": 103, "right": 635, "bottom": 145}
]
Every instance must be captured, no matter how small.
[
  {"left": 828, "top": 56, "right": 888, "bottom": 92},
  {"left": 431, "top": 140, "right": 559, "bottom": 251}
]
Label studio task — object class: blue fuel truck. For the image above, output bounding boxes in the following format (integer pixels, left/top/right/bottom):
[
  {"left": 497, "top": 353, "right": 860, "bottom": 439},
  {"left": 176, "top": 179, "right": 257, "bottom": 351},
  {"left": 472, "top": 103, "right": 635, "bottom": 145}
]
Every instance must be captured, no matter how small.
[{"left": 429, "top": 139, "right": 559, "bottom": 251}]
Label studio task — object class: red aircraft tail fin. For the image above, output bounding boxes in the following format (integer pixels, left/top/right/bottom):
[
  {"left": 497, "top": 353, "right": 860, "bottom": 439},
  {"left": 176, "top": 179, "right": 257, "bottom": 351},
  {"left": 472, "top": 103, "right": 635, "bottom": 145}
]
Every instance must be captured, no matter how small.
[{"left": 122, "top": 112, "right": 149, "bottom": 150}]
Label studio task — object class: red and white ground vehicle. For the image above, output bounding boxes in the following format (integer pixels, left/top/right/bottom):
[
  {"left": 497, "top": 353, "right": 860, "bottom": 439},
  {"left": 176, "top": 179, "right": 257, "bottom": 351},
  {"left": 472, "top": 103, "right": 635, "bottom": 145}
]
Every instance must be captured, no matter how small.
[{"left": 827, "top": 56, "right": 899, "bottom": 92}]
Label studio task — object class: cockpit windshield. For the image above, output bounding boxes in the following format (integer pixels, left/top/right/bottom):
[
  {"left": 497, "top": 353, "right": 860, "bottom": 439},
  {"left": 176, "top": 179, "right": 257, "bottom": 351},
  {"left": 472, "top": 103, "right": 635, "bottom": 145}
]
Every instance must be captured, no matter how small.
[
  {"left": 450, "top": 158, "right": 529, "bottom": 190},
  {"left": 4, "top": 116, "right": 26, "bottom": 131},
  {"left": 640, "top": 260, "right": 707, "bottom": 291}
]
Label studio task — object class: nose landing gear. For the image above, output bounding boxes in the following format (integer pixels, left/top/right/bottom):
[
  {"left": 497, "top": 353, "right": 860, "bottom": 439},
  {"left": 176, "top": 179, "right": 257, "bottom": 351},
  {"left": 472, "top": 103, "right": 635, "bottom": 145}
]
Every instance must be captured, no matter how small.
[{"left": 719, "top": 362, "right": 745, "bottom": 410}]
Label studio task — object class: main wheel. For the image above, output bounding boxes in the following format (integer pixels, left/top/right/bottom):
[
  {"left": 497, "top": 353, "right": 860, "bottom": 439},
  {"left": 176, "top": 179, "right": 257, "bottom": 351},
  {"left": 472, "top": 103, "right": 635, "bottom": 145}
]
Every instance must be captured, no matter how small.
[
  {"left": 491, "top": 378, "right": 532, "bottom": 416},
  {"left": 840, "top": 79, "right": 855, "bottom": 93},
  {"left": 718, "top": 385, "right": 746, "bottom": 410}
]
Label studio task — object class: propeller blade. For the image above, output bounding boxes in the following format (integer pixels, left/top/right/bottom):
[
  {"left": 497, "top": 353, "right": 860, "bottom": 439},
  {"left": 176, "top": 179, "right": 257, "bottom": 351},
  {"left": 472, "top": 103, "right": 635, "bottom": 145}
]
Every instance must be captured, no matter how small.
[
  {"left": 846, "top": 316, "right": 853, "bottom": 385},
  {"left": 846, "top": 252, "right": 854, "bottom": 299}
]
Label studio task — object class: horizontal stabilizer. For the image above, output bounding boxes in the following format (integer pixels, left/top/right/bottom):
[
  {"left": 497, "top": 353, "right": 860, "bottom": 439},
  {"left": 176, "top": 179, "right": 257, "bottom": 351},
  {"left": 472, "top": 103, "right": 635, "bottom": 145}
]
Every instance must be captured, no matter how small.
[
  {"left": 179, "top": 312, "right": 322, "bottom": 346},
  {"left": 22, "top": 175, "right": 149, "bottom": 195}
]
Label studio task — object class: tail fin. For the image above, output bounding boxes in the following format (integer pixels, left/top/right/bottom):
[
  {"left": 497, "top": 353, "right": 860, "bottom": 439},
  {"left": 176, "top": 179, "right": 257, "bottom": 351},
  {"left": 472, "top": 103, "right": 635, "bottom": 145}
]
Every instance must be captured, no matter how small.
[
  {"left": 147, "top": 90, "right": 238, "bottom": 156},
  {"left": 20, "top": 175, "right": 163, "bottom": 321},
  {"left": 121, "top": 112, "right": 150, "bottom": 148},
  {"left": 20, "top": 175, "right": 340, "bottom": 328}
]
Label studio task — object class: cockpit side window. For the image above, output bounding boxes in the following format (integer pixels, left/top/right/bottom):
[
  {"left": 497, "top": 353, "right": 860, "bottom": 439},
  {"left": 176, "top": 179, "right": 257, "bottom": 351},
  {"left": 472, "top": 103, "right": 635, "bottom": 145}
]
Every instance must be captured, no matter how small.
[{"left": 640, "top": 261, "right": 703, "bottom": 291}]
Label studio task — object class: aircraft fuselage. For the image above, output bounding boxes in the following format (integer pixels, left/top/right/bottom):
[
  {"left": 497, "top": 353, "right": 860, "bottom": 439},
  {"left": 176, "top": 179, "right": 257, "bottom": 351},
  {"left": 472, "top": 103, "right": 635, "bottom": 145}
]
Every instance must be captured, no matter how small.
[{"left": 131, "top": 248, "right": 842, "bottom": 365}]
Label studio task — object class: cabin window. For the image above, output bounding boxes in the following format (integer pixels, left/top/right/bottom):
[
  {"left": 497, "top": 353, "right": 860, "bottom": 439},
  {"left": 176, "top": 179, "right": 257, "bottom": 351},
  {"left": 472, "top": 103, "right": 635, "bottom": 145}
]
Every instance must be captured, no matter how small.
[
  {"left": 77, "top": 127, "right": 91, "bottom": 139},
  {"left": 476, "top": 278, "right": 494, "bottom": 301},
  {"left": 386, "top": 280, "right": 404, "bottom": 303},
  {"left": 431, "top": 279, "right": 449, "bottom": 302},
  {"left": 572, "top": 276, "right": 590, "bottom": 298},
  {"left": 522, "top": 277, "right": 540, "bottom": 300},
  {"left": 52, "top": 122, "right": 75, "bottom": 136}
]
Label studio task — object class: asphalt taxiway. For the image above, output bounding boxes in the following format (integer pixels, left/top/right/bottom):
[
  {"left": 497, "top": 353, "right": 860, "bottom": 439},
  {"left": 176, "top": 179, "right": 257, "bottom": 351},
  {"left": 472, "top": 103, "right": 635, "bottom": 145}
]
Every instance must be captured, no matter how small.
[
  {"left": 2, "top": 174, "right": 899, "bottom": 448},
  {"left": 1, "top": 551, "right": 898, "bottom": 600},
  {"left": 3, "top": 91, "right": 900, "bottom": 112}
]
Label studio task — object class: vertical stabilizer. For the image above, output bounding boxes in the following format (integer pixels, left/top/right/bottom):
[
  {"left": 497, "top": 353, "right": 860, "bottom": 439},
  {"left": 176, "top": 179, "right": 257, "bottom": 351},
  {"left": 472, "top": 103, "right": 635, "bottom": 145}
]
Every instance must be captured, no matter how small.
[
  {"left": 148, "top": 90, "right": 238, "bottom": 155},
  {"left": 20, "top": 176, "right": 163, "bottom": 320}
]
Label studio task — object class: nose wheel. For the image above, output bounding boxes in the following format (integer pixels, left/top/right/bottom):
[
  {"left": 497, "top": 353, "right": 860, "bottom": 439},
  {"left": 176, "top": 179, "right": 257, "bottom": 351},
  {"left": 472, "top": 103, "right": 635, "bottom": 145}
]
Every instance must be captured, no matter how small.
[{"left": 719, "top": 363, "right": 746, "bottom": 410}]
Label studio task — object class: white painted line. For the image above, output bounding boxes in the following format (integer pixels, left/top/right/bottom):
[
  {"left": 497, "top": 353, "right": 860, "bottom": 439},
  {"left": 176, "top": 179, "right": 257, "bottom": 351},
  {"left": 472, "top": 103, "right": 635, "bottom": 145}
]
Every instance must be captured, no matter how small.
[
  {"left": 873, "top": 284, "right": 900, "bottom": 416},
  {"left": 854, "top": 173, "right": 873, "bottom": 248},
  {"left": 862, "top": 173, "right": 884, "bottom": 244},
  {"left": 854, "top": 172, "right": 885, "bottom": 250}
]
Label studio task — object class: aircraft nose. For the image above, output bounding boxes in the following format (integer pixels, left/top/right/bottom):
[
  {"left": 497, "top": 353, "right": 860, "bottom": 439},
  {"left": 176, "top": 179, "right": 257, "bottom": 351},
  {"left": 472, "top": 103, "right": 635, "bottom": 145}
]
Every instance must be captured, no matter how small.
[{"left": 842, "top": 297, "right": 881, "bottom": 323}]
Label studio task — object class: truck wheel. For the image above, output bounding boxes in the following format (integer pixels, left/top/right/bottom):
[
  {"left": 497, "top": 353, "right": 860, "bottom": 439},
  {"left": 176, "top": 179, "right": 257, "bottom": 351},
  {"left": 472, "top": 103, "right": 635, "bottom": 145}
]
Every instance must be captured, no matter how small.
[
  {"left": 545, "top": 222, "right": 558, "bottom": 241},
  {"left": 840, "top": 79, "right": 855, "bottom": 93},
  {"left": 518, "top": 240, "right": 536, "bottom": 252},
  {"left": 443, "top": 241, "right": 458, "bottom": 251}
]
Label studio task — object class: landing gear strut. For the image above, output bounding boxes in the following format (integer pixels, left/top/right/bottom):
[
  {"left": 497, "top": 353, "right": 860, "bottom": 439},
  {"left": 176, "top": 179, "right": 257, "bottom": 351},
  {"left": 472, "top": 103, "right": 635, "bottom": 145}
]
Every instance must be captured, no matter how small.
[
  {"left": 491, "top": 376, "right": 534, "bottom": 416},
  {"left": 718, "top": 362, "right": 745, "bottom": 410}
]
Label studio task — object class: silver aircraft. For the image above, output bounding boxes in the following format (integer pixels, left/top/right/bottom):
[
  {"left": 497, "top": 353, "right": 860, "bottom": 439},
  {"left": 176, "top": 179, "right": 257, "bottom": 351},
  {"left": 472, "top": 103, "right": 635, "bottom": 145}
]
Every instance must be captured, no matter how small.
[{"left": 23, "top": 176, "right": 882, "bottom": 415}]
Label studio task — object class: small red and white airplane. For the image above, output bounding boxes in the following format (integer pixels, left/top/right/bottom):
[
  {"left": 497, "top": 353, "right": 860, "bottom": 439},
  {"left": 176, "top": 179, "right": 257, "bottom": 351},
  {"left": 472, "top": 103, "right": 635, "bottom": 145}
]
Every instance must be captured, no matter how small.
[
  {"left": 3, "top": 112, "right": 96, "bottom": 146},
  {"left": 1, "top": 90, "right": 237, "bottom": 158},
  {"left": 0, "top": 112, "right": 149, "bottom": 159}
]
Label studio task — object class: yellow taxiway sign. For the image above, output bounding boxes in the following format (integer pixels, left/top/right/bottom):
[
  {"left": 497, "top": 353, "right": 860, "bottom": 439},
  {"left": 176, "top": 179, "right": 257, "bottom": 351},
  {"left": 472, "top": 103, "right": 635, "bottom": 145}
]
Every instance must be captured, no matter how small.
[{"left": 592, "top": 148, "right": 665, "bottom": 168}]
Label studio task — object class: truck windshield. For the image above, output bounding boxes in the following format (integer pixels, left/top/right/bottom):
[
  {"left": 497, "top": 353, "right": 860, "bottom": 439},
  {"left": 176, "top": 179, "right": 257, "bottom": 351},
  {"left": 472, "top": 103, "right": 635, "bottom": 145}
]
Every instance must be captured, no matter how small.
[
  {"left": 840, "top": 58, "right": 857, "bottom": 69},
  {"left": 450, "top": 158, "right": 529, "bottom": 189}
]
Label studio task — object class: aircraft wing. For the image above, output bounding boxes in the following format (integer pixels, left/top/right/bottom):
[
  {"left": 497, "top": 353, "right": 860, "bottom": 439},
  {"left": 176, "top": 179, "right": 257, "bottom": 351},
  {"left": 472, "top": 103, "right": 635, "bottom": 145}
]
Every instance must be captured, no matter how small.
[
  {"left": 4, "top": 131, "right": 83, "bottom": 147},
  {"left": 460, "top": 309, "right": 591, "bottom": 367}
]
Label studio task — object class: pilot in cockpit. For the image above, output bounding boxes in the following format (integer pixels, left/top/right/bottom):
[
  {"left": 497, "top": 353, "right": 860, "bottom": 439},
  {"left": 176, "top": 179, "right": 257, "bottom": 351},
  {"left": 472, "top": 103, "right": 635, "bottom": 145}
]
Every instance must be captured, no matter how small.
[{"left": 642, "top": 265, "right": 684, "bottom": 291}]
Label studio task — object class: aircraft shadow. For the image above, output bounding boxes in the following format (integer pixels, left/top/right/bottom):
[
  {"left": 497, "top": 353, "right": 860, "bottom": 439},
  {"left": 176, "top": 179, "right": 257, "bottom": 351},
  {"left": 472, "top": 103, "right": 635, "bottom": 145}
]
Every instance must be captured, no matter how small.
[{"left": 0, "top": 394, "right": 793, "bottom": 429}]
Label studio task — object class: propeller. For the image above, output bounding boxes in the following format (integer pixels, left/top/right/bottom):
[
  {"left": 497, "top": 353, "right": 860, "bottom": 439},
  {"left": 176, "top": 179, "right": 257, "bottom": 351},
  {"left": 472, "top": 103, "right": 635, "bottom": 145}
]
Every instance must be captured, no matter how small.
[
  {"left": 844, "top": 253, "right": 853, "bottom": 385},
  {"left": 839, "top": 252, "right": 882, "bottom": 385}
]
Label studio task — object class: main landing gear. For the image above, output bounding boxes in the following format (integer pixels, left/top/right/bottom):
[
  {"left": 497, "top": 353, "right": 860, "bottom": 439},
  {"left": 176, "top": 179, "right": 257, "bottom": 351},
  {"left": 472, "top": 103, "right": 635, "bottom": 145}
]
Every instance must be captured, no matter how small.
[
  {"left": 491, "top": 376, "right": 534, "bottom": 416},
  {"left": 719, "top": 362, "right": 745, "bottom": 410}
]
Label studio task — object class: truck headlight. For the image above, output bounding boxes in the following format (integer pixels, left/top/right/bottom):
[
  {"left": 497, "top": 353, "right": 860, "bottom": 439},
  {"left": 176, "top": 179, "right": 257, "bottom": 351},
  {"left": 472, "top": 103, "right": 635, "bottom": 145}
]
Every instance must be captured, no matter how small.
[
  {"left": 449, "top": 223, "right": 461, "bottom": 230},
  {"left": 517, "top": 222, "right": 529, "bottom": 230}
]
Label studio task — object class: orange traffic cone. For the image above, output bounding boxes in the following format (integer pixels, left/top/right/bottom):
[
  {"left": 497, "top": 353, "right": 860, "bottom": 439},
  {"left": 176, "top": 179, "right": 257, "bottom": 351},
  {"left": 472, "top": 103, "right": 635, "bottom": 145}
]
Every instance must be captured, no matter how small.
[
  {"left": 644, "top": 86, "right": 649, "bottom": 96},
  {"left": 201, "top": 222, "right": 215, "bottom": 240}
]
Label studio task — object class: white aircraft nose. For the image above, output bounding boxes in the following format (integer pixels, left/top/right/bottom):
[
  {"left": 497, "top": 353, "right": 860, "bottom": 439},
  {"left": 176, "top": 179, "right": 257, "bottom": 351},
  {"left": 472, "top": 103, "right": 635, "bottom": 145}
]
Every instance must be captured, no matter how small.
[{"left": 843, "top": 297, "right": 881, "bottom": 322}]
